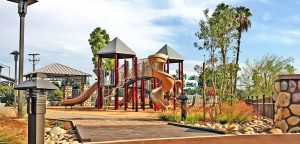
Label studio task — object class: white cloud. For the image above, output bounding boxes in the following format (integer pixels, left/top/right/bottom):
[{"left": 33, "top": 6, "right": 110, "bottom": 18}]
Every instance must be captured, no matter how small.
[{"left": 0, "top": 0, "right": 240, "bottom": 80}]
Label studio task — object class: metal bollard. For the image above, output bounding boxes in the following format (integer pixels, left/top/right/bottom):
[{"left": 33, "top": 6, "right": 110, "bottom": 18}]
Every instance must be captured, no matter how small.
[{"left": 15, "top": 73, "right": 57, "bottom": 144}]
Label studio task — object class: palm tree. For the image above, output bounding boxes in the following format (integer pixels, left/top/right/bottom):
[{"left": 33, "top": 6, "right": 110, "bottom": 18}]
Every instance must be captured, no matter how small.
[{"left": 233, "top": 6, "right": 252, "bottom": 95}]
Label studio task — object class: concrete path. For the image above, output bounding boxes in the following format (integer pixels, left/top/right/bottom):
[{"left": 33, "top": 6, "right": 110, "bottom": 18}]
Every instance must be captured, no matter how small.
[{"left": 46, "top": 107, "right": 218, "bottom": 143}]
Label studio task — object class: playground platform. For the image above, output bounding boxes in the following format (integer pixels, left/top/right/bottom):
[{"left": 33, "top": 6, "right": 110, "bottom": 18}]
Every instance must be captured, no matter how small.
[{"left": 45, "top": 107, "right": 218, "bottom": 143}]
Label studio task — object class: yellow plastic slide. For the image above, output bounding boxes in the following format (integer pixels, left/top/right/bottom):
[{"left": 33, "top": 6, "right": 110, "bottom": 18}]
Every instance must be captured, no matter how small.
[
  {"left": 148, "top": 53, "right": 181, "bottom": 110},
  {"left": 60, "top": 82, "right": 97, "bottom": 106}
]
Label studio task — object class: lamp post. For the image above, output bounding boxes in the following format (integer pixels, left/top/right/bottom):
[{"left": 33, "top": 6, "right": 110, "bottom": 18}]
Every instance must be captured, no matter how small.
[
  {"left": 7, "top": 0, "right": 38, "bottom": 118},
  {"left": 10, "top": 50, "right": 19, "bottom": 106},
  {"left": 15, "top": 73, "right": 58, "bottom": 144}
]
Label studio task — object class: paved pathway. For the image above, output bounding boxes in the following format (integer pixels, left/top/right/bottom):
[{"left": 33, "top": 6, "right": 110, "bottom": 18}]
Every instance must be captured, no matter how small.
[{"left": 46, "top": 107, "right": 218, "bottom": 143}]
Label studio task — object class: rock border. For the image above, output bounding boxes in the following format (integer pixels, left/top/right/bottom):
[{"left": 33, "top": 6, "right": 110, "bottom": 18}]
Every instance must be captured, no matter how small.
[{"left": 46, "top": 118, "right": 82, "bottom": 143}]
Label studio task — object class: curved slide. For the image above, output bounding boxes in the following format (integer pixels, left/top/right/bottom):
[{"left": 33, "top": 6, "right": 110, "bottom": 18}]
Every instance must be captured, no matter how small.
[
  {"left": 148, "top": 53, "right": 181, "bottom": 110},
  {"left": 60, "top": 82, "right": 97, "bottom": 106}
]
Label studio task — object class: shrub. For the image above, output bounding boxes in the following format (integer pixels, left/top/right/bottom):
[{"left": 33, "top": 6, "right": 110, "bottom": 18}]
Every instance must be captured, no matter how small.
[
  {"left": 186, "top": 112, "right": 204, "bottom": 124},
  {"left": 48, "top": 89, "right": 63, "bottom": 101},
  {"left": 216, "top": 101, "right": 253, "bottom": 124},
  {"left": 0, "top": 86, "right": 14, "bottom": 105},
  {"left": 160, "top": 111, "right": 181, "bottom": 123}
]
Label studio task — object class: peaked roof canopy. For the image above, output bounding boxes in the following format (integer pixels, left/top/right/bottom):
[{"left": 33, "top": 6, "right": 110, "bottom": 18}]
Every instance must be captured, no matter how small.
[
  {"left": 26, "top": 63, "right": 92, "bottom": 78},
  {"left": 97, "top": 37, "right": 136, "bottom": 59},
  {"left": 156, "top": 44, "right": 184, "bottom": 63}
]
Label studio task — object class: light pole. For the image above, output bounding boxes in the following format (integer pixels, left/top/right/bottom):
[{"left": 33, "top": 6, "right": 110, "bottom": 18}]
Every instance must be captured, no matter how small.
[
  {"left": 7, "top": 0, "right": 38, "bottom": 118},
  {"left": 10, "top": 50, "right": 19, "bottom": 106}
]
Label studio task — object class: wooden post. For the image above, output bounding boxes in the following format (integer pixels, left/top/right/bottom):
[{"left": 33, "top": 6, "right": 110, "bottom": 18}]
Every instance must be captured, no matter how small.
[
  {"left": 256, "top": 95, "right": 259, "bottom": 117},
  {"left": 263, "top": 95, "right": 265, "bottom": 118}
]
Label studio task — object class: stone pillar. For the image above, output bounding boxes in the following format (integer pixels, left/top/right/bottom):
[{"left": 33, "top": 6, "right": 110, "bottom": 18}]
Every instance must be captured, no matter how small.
[
  {"left": 273, "top": 74, "right": 300, "bottom": 133},
  {"left": 63, "top": 86, "right": 72, "bottom": 99},
  {"left": 81, "top": 84, "right": 91, "bottom": 107}
]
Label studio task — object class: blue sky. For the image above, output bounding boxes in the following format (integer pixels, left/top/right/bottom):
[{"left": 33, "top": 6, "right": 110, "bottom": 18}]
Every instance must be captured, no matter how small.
[{"left": 1, "top": 0, "right": 300, "bottom": 81}]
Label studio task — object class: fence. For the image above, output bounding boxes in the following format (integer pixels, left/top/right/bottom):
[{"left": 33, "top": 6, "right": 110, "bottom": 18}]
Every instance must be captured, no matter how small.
[
  {"left": 246, "top": 95, "right": 275, "bottom": 120},
  {"left": 186, "top": 94, "right": 275, "bottom": 120},
  {"left": 187, "top": 94, "right": 217, "bottom": 108}
]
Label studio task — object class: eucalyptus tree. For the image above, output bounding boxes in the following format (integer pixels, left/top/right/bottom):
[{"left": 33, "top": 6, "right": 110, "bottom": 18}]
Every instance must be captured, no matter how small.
[
  {"left": 88, "top": 27, "right": 114, "bottom": 71},
  {"left": 211, "top": 3, "right": 238, "bottom": 96},
  {"left": 233, "top": 6, "right": 252, "bottom": 95}
]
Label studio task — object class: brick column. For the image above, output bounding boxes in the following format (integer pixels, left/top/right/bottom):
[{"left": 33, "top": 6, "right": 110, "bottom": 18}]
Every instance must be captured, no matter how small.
[
  {"left": 81, "top": 84, "right": 91, "bottom": 107},
  {"left": 63, "top": 86, "right": 72, "bottom": 99}
]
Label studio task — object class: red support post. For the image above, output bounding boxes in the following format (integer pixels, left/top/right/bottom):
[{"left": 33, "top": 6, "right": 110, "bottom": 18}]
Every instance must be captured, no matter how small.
[
  {"left": 97, "top": 56, "right": 102, "bottom": 110},
  {"left": 153, "top": 78, "right": 157, "bottom": 111},
  {"left": 134, "top": 56, "right": 138, "bottom": 112},
  {"left": 173, "top": 84, "right": 176, "bottom": 110},
  {"left": 124, "top": 60, "right": 128, "bottom": 111},
  {"left": 132, "top": 57, "right": 135, "bottom": 110},
  {"left": 181, "top": 61, "right": 184, "bottom": 92},
  {"left": 141, "top": 79, "right": 145, "bottom": 111},
  {"left": 114, "top": 54, "right": 119, "bottom": 110},
  {"left": 156, "top": 78, "right": 160, "bottom": 111}
]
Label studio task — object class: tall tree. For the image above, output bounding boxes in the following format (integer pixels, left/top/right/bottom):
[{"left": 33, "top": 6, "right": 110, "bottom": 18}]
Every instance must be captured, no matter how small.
[
  {"left": 88, "top": 27, "right": 114, "bottom": 70},
  {"left": 233, "top": 6, "right": 252, "bottom": 95},
  {"left": 211, "top": 3, "right": 238, "bottom": 97}
]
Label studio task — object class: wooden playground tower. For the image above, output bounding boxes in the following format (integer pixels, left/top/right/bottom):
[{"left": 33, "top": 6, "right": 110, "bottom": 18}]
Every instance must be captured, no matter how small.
[{"left": 96, "top": 37, "right": 184, "bottom": 112}]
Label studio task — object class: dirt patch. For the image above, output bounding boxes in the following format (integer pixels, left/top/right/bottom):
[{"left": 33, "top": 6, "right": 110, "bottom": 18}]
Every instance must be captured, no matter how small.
[{"left": 0, "top": 118, "right": 27, "bottom": 144}]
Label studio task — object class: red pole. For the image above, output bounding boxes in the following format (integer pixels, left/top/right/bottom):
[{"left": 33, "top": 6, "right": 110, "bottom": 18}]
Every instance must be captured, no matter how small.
[
  {"left": 132, "top": 57, "right": 135, "bottom": 110},
  {"left": 97, "top": 56, "right": 102, "bottom": 110},
  {"left": 141, "top": 79, "right": 145, "bottom": 110},
  {"left": 178, "top": 62, "right": 181, "bottom": 92},
  {"left": 156, "top": 78, "right": 160, "bottom": 111},
  {"left": 124, "top": 60, "right": 128, "bottom": 110},
  {"left": 114, "top": 54, "right": 119, "bottom": 110},
  {"left": 153, "top": 78, "right": 156, "bottom": 111},
  {"left": 173, "top": 84, "right": 176, "bottom": 110},
  {"left": 181, "top": 61, "right": 184, "bottom": 92},
  {"left": 135, "top": 56, "right": 138, "bottom": 112}
]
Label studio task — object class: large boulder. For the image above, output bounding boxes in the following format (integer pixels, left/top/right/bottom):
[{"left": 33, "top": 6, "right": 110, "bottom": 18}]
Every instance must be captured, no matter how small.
[
  {"left": 289, "top": 104, "right": 300, "bottom": 116},
  {"left": 276, "top": 92, "right": 291, "bottom": 107},
  {"left": 292, "top": 93, "right": 300, "bottom": 103},
  {"left": 287, "top": 116, "right": 300, "bottom": 126}
]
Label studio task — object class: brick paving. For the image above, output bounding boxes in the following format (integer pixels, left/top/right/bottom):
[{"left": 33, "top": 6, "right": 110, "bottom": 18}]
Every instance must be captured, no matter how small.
[{"left": 45, "top": 107, "right": 218, "bottom": 143}]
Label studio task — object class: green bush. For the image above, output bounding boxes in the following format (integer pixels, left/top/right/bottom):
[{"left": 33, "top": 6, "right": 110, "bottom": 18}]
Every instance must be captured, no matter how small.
[
  {"left": 160, "top": 112, "right": 181, "bottom": 123},
  {"left": 186, "top": 112, "right": 204, "bottom": 124},
  {"left": 48, "top": 89, "right": 63, "bottom": 101},
  {"left": 0, "top": 86, "right": 14, "bottom": 105}
]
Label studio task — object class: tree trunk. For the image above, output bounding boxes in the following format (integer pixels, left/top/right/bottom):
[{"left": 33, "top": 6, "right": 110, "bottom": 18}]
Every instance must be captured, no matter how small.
[{"left": 233, "top": 28, "right": 242, "bottom": 96}]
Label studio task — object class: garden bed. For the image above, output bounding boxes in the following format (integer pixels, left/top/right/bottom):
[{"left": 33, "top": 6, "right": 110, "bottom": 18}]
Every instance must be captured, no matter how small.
[{"left": 45, "top": 119, "right": 81, "bottom": 144}]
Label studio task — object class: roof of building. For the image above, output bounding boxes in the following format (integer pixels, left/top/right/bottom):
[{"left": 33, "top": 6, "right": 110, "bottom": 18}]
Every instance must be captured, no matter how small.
[
  {"left": 97, "top": 37, "right": 136, "bottom": 59},
  {"left": 26, "top": 63, "right": 92, "bottom": 78},
  {"left": 156, "top": 44, "right": 184, "bottom": 63}
]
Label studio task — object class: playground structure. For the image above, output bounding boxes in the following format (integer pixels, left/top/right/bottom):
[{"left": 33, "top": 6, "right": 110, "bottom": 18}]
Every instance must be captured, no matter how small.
[{"left": 60, "top": 37, "right": 185, "bottom": 111}]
